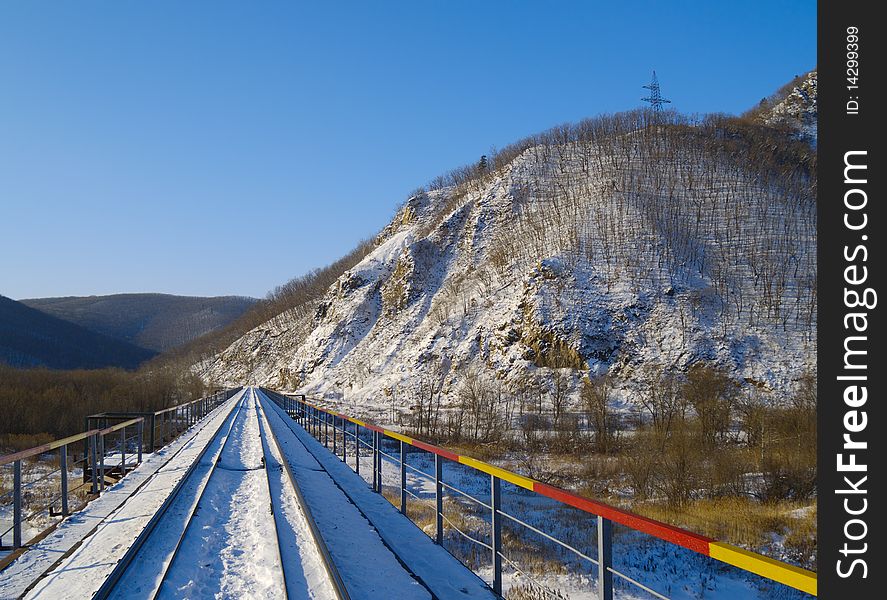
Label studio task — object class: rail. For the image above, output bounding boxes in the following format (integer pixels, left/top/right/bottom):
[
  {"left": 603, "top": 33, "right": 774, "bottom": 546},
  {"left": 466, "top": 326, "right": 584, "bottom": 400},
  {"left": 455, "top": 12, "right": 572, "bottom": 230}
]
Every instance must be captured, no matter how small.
[
  {"left": 256, "top": 391, "right": 350, "bottom": 599},
  {"left": 91, "top": 390, "right": 245, "bottom": 598},
  {"left": 262, "top": 388, "right": 817, "bottom": 599}
]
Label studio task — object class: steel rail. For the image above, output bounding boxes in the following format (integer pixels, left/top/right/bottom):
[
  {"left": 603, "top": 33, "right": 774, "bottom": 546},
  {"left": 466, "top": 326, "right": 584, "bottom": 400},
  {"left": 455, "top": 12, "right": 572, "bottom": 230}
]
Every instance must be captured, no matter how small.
[
  {"left": 146, "top": 395, "right": 248, "bottom": 600},
  {"left": 257, "top": 390, "right": 351, "bottom": 600},
  {"left": 253, "top": 392, "right": 293, "bottom": 600},
  {"left": 91, "top": 391, "right": 246, "bottom": 600}
]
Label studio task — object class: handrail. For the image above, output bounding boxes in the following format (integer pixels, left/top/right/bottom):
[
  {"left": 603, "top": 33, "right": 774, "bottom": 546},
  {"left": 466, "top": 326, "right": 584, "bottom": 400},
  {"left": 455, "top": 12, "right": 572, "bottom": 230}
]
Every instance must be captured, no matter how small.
[
  {"left": 268, "top": 389, "right": 817, "bottom": 597},
  {"left": 97, "top": 417, "right": 144, "bottom": 437},
  {"left": 0, "top": 430, "right": 103, "bottom": 467},
  {"left": 0, "top": 417, "right": 144, "bottom": 466}
]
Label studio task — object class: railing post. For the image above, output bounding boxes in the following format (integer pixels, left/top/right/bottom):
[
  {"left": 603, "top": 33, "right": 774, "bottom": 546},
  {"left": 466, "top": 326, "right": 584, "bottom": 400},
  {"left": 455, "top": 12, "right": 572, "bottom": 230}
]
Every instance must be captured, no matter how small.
[
  {"left": 434, "top": 453, "right": 443, "bottom": 545},
  {"left": 83, "top": 416, "right": 90, "bottom": 479},
  {"left": 400, "top": 440, "right": 407, "bottom": 514},
  {"left": 98, "top": 432, "right": 105, "bottom": 492},
  {"left": 120, "top": 426, "right": 126, "bottom": 474},
  {"left": 492, "top": 476, "right": 502, "bottom": 596},
  {"left": 90, "top": 433, "right": 99, "bottom": 494},
  {"left": 150, "top": 413, "right": 156, "bottom": 451},
  {"left": 13, "top": 459, "right": 22, "bottom": 548},
  {"left": 379, "top": 434, "right": 385, "bottom": 492},
  {"left": 372, "top": 431, "right": 378, "bottom": 491},
  {"left": 354, "top": 422, "right": 360, "bottom": 476},
  {"left": 60, "top": 444, "right": 69, "bottom": 516},
  {"left": 597, "top": 516, "right": 613, "bottom": 600},
  {"left": 137, "top": 419, "right": 144, "bottom": 464},
  {"left": 333, "top": 415, "right": 337, "bottom": 455},
  {"left": 342, "top": 418, "right": 347, "bottom": 463},
  {"left": 324, "top": 412, "right": 329, "bottom": 448}
]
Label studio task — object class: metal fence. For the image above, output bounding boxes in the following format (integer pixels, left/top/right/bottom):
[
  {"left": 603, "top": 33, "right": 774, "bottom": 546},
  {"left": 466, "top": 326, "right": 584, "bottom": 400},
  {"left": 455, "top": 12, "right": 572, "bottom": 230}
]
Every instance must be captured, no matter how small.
[
  {"left": 263, "top": 389, "right": 817, "bottom": 599},
  {"left": 85, "top": 387, "right": 240, "bottom": 455},
  {"left": 0, "top": 387, "right": 240, "bottom": 558},
  {"left": 0, "top": 417, "right": 142, "bottom": 553}
]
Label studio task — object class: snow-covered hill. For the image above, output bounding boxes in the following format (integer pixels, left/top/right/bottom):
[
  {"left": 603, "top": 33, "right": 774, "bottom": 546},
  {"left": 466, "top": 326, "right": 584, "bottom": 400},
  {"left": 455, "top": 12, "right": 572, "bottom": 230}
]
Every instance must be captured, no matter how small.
[
  {"left": 197, "top": 80, "right": 816, "bottom": 422},
  {"left": 755, "top": 70, "right": 817, "bottom": 143}
]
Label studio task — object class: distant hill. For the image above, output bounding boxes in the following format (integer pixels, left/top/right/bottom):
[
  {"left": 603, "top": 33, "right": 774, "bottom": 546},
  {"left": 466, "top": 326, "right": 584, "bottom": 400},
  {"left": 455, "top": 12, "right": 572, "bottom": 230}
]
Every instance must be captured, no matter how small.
[
  {"left": 21, "top": 293, "right": 258, "bottom": 353},
  {"left": 0, "top": 295, "right": 156, "bottom": 370}
]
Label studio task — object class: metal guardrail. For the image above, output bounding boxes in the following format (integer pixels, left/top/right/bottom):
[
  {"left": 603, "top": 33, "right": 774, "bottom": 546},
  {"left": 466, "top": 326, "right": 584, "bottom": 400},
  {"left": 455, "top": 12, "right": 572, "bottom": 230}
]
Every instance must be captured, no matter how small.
[
  {"left": 262, "top": 389, "right": 817, "bottom": 598},
  {"left": 85, "top": 387, "right": 240, "bottom": 454},
  {"left": 0, "top": 417, "right": 144, "bottom": 553},
  {"left": 0, "top": 388, "right": 240, "bottom": 556}
]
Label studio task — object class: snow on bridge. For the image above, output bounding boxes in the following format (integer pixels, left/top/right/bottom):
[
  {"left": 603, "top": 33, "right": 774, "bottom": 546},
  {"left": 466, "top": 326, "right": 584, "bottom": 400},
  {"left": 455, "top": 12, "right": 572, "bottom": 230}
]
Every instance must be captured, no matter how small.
[{"left": 0, "top": 387, "right": 493, "bottom": 600}]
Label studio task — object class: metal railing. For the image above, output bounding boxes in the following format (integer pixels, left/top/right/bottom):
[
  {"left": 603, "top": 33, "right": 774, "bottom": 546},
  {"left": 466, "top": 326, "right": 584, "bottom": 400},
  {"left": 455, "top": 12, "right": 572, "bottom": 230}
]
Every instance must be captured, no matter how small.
[
  {"left": 0, "top": 417, "right": 143, "bottom": 553},
  {"left": 263, "top": 389, "right": 817, "bottom": 599},
  {"left": 0, "top": 388, "right": 240, "bottom": 557},
  {"left": 85, "top": 388, "right": 240, "bottom": 455}
]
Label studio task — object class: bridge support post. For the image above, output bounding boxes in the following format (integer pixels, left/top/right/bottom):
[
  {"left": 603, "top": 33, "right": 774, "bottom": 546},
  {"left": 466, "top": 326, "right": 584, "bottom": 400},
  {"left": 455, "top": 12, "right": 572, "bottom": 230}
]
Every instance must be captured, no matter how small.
[
  {"left": 434, "top": 454, "right": 443, "bottom": 545},
  {"left": 492, "top": 476, "right": 502, "bottom": 596},
  {"left": 597, "top": 516, "right": 613, "bottom": 600},
  {"left": 13, "top": 459, "right": 22, "bottom": 548},
  {"left": 400, "top": 440, "right": 407, "bottom": 514},
  {"left": 60, "top": 444, "right": 69, "bottom": 516}
]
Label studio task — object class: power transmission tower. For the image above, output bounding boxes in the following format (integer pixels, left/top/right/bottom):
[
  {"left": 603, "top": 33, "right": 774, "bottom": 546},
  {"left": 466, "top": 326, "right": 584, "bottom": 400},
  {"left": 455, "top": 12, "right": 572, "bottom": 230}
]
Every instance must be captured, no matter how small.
[{"left": 642, "top": 71, "right": 671, "bottom": 112}]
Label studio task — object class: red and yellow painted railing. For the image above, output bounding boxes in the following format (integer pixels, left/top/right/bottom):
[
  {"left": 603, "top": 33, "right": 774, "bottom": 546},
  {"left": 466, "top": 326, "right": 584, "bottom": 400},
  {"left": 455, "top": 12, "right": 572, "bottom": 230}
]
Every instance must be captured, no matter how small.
[{"left": 268, "top": 390, "right": 816, "bottom": 597}]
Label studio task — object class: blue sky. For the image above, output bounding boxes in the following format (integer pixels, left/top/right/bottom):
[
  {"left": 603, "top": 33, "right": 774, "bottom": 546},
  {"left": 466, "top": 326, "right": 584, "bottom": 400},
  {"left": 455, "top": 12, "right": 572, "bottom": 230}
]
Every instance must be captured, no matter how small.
[{"left": 0, "top": 1, "right": 816, "bottom": 300}]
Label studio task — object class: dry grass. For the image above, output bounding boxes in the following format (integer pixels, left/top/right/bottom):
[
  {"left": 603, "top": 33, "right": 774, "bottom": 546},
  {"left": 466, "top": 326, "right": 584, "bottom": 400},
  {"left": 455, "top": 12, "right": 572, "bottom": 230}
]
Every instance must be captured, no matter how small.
[{"left": 632, "top": 497, "right": 817, "bottom": 568}]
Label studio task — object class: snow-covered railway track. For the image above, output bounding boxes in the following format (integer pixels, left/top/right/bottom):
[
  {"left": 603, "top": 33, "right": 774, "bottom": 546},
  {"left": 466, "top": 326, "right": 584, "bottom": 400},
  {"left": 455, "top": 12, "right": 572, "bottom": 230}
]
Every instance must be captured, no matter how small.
[{"left": 98, "top": 388, "right": 343, "bottom": 600}]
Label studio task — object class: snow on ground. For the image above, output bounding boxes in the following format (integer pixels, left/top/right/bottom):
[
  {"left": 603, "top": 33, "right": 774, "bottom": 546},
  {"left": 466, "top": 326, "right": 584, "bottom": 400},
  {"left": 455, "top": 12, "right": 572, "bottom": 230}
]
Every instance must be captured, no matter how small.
[{"left": 4, "top": 390, "right": 245, "bottom": 600}]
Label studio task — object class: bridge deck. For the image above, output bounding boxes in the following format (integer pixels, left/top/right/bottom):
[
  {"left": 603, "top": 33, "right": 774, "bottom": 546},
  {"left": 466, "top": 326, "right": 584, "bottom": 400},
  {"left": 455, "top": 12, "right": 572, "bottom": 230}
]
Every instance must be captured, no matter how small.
[
  {"left": 0, "top": 389, "right": 246, "bottom": 599},
  {"left": 1, "top": 388, "right": 493, "bottom": 599}
]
